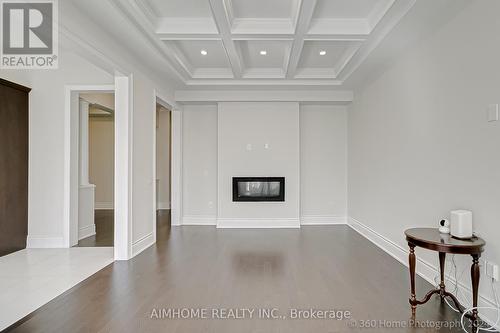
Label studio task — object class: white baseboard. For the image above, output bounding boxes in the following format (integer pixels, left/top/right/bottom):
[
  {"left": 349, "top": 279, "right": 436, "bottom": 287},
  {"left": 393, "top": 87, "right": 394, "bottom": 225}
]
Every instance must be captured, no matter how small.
[
  {"left": 26, "top": 236, "right": 65, "bottom": 248},
  {"left": 95, "top": 202, "right": 113, "bottom": 210},
  {"left": 301, "top": 215, "right": 347, "bottom": 225},
  {"left": 78, "top": 224, "right": 96, "bottom": 240},
  {"left": 183, "top": 215, "right": 217, "bottom": 225},
  {"left": 216, "top": 218, "right": 300, "bottom": 229},
  {"left": 132, "top": 232, "right": 155, "bottom": 257},
  {"left": 348, "top": 217, "right": 499, "bottom": 330},
  {"left": 157, "top": 202, "right": 171, "bottom": 210}
]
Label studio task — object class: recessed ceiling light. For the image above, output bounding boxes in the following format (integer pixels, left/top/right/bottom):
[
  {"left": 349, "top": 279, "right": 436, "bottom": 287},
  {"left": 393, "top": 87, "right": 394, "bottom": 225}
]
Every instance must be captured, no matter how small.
[
  {"left": 319, "top": 50, "right": 327, "bottom": 56},
  {"left": 259, "top": 50, "right": 267, "bottom": 56},
  {"left": 200, "top": 49, "right": 208, "bottom": 56}
]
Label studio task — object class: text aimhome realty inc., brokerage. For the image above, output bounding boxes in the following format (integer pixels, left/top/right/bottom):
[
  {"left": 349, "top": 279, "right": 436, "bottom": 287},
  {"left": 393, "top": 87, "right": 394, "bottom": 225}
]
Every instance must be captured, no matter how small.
[{"left": 1, "top": 0, "right": 58, "bottom": 69}]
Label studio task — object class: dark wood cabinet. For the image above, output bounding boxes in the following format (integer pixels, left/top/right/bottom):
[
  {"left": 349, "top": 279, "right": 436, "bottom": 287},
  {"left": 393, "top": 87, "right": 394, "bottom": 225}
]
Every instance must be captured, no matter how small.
[{"left": 0, "top": 78, "right": 30, "bottom": 257}]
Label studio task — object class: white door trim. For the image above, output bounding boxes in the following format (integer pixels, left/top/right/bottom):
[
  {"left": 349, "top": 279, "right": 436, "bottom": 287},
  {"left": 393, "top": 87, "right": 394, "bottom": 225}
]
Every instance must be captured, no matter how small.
[
  {"left": 170, "top": 108, "right": 183, "bottom": 226},
  {"left": 63, "top": 81, "right": 132, "bottom": 260},
  {"left": 155, "top": 92, "right": 182, "bottom": 227}
]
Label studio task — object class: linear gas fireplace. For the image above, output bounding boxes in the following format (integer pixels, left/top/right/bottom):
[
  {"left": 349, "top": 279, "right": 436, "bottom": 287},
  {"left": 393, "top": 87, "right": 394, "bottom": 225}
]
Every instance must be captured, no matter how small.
[{"left": 232, "top": 177, "right": 285, "bottom": 202}]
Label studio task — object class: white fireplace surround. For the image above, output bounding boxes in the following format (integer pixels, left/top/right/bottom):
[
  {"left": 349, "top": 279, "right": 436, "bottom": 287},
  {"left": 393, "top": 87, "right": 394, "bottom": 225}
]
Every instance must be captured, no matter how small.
[{"left": 181, "top": 102, "right": 347, "bottom": 228}]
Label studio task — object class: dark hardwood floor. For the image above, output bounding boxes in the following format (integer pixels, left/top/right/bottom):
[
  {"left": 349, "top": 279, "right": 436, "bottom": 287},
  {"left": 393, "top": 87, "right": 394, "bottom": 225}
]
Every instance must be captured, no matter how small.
[
  {"left": 7, "top": 215, "right": 472, "bottom": 332},
  {"left": 77, "top": 210, "right": 114, "bottom": 247}
]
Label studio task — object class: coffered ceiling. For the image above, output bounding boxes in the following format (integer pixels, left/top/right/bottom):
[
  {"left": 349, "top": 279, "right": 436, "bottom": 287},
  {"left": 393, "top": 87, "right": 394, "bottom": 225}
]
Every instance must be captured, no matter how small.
[{"left": 112, "top": 0, "right": 416, "bottom": 87}]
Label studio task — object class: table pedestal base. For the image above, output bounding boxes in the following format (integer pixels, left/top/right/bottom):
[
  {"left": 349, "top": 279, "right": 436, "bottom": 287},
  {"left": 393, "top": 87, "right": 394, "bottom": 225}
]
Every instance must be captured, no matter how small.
[{"left": 408, "top": 243, "right": 480, "bottom": 332}]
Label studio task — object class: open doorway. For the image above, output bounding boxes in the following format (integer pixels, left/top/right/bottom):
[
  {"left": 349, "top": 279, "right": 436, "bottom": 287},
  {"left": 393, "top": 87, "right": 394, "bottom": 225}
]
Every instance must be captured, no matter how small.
[
  {"left": 156, "top": 103, "right": 172, "bottom": 232},
  {"left": 65, "top": 78, "right": 131, "bottom": 259},
  {"left": 77, "top": 93, "right": 115, "bottom": 247}
]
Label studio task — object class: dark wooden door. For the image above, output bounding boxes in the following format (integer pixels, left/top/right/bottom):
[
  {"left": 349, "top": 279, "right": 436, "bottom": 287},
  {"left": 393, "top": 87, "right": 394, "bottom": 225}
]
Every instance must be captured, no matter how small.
[{"left": 0, "top": 78, "right": 30, "bottom": 257}]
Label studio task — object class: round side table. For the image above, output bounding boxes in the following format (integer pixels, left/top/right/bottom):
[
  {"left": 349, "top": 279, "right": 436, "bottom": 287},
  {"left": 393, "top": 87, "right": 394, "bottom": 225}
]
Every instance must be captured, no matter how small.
[{"left": 405, "top": 228, "right": 485, "bottom": 332}]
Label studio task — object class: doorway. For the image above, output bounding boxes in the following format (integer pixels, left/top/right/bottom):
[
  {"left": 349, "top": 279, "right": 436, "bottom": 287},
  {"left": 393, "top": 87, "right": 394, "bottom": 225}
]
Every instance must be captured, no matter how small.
[
  {"left": 77, "top": 93, "right": 115, "bottom": 247},
  {"left": 64, "top": 81, "right": 180, "bottom": 260},
  {"left": 155, "top": 103, "right": 172, "bottom": 230}
]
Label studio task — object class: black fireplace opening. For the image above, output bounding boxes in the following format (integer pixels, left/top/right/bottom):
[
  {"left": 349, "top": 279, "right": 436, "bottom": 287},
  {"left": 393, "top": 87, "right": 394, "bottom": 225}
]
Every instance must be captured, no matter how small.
[{"left": 232, "top": 177, "right": 285, "bottom": 202}]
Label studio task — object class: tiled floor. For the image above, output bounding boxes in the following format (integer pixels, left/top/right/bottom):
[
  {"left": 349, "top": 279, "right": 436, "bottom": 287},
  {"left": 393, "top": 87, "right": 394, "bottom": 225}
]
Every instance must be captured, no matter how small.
[{"left": 0, "top": 247, "right": 114, "bottom": 330}]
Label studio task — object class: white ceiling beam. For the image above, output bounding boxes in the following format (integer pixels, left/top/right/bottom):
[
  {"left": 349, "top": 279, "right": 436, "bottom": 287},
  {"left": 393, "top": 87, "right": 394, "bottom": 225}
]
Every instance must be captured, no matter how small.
[
  {"left": 231, "top": 18, "right": 295, "bottom": 35},
  {"left": 208, "top": 0, "right": 243, "bottom": 78},
  {"left": 305, "top": 35, "right": 367, "bottom": 41},
  {"left": 157, "top": 34, "right": 221, "bottom": 40},
  {"left": 110, "top": 0, "right": 190, "bottom": 82},
  {"left": 231, "top": 34, "right": 295, "bottom": 40},
  {"left": 285, "top": 0, "right": 317, "bottom": 79},
  {"left": 367, "top": 0, "right": 397, "bottom": 31},
  {"left": 184, "top": 79, "right": 342, "bottom": 86},
  {"left": 308, "top": 19, "right": 371, "bottom": 36},
  {"left": 115, "top": 0, "right": 415, "bottom": 86},
  {"left": 134, "top": 0, "right": 159, "bottom": 27},
  {"left": 162, "top": 41, "right": 195, "bottom": 77},
  {"left": 294, "top": 68, "right": 336, "bottom": 79},
  {"left": 175, "top": 90, "right": 353, "bottom": 103},
  {"left": 337, "top": 0, "right": 416, "bottom": 81},
  {"left": 158, "top": 33, "right": 367, "bottom": 42},
  {"left": 333, "top": 42, "right": 363, "bottom": 78},
  {"left": 156, "top": 18, "right": 219, "bottom": 36}
]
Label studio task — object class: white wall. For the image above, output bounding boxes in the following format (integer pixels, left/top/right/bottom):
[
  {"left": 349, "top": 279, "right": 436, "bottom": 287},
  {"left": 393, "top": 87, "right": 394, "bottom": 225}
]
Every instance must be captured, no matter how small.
[
  {"left": 218, "top": 102, "right": 300, "bottom": 227},
  {"left": 181, "top": 102, "right": 348, "bottom": 227},
  {"left": 0, "top": 50, "right": 114, "bottom": 247},
  {"left": 58, "top": 0, "right": 178, "bottom": 257},
  {"left": 300, "top": 105, "right": 347, "bottom": 224},
  {"left": 156, "top": 107, "right": 171, "bottom": 210},
  {"left": 131, "top": 73, "right": 159, "bottom": 249},
  {"left": 182, "top": 104, "right": 218, "bottom": 224},
  {"left": 348, "top": 0, "right": 500, "bottom": 325},
  {"left": 0, "top": 0, "right": 178, "bottom": 257}
]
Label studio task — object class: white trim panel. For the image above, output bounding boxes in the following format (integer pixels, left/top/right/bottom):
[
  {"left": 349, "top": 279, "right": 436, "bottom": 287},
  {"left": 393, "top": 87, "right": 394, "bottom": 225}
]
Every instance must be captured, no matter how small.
[
  {"left": 183, "top": 215, "right": 217, "bottom": 226},
  {"left": 301, "top": 215, "right": 347, "bottom": 225},
  {"left": 114, "top": 76, "right": 133, "bottom": 260},
  {"left": 26, "top": 236, "right": 65, "bottom": 248},
  {"left": 216, "top": 218, "right": 300, "bottom": 229},
  {"left": 78, "top": 225, "right": 96, "bottom": 240},
  {"left": 170, "top": 109, "right": 183, "bottom": 226},
  {"left": 132, "top": 232, "right": 155, "bottom": 257}
]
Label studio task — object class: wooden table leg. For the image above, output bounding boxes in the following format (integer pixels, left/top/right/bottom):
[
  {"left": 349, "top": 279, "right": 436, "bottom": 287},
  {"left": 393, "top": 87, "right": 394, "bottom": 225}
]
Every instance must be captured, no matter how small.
[
  {"left": 408, "top": 242, "right": 417, "bottom": 317},
  {"left": 471, "top": 254, "right": 480, "bottom": 333},
  {"left": 439, "top": 252, "right": 446, "bottom": 301}
]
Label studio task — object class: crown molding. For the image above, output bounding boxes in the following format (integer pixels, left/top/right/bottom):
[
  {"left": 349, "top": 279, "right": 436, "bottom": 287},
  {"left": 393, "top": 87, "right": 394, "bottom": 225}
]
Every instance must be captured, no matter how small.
[
  {"left": 185, "top": 79, "right": 343, "bottom": 86},
  {"left": 294, "top": 68, "right": 336, "bottom": 79},
  {"left": 175, "top": 90, "right": 353, "bottom": 103},
  {"left": 367, "top": 0, "right": 397, "bottom": 31}
]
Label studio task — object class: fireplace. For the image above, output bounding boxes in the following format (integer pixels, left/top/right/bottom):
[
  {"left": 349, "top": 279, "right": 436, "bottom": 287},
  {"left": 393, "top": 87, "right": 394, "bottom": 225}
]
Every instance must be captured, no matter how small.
[{"left": 232, "top": 177, "right": 285, "bottom": 202}]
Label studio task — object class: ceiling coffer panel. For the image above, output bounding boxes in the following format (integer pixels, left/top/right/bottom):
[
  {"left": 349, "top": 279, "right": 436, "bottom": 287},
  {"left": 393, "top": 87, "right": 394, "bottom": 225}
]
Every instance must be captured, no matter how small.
[{"left": 131, "top": 0, "right": 414, "bottom": 85}]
